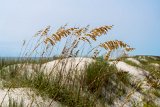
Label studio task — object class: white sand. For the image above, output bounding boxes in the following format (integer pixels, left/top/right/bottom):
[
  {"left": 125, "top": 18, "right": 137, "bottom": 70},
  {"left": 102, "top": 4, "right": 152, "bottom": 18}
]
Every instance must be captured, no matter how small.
[
  {"left": 0, "top": 88, "right": 61, "bottom": 107},
  {"left": 41, "top": 57, "right": 95, "bottom": 76},
  {"left": 114, "top": 91, "right": 143, "bottom": 107},
  {"left": 115, "top": 61, "right": 149, "bottom": 80}
]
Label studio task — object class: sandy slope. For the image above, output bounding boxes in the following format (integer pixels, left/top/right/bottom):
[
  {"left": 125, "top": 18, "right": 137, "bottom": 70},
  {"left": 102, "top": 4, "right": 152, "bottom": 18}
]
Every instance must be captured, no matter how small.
[
  {"left": 42, "top": 57, "right": 95, "bottom": 75},
  {"left": 115, "top": 61, "right": 149, "bottom": 80},
  {"left": 113, "top": 61, "right": 160, "bottom": 107},
  {"left": 109, "top": 61, "right": 145, "bottom": 107},
  {"left": 0, "top": 88, "right": 61, "bottom": 107}
]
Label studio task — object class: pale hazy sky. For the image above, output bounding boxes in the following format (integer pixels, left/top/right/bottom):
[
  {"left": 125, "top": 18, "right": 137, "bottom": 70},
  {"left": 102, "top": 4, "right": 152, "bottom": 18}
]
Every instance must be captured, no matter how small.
[{"left": 0, "top": 0, "right": 160, "bottom": 56}]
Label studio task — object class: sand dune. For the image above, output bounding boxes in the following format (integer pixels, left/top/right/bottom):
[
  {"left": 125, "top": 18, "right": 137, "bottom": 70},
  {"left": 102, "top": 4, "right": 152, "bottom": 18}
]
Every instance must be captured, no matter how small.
[{"left": 0, "top": 57, "right": 159, "bottom": 107}]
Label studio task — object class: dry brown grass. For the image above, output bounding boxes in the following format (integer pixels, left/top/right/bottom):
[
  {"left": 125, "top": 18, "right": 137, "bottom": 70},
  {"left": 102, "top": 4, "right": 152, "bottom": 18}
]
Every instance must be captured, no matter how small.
[{"left": 24, "top": 25, "right": 134, "bottom": 60}]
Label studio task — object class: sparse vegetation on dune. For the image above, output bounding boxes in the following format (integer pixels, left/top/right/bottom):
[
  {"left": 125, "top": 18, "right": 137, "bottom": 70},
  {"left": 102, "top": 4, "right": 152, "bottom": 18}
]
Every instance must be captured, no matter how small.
[{"left": 123, "top": 56, "right": 160, "bottom": 89}]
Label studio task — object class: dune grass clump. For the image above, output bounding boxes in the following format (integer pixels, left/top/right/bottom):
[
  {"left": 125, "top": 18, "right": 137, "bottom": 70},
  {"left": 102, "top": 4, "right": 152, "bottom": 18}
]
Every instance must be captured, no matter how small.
[
  {"left": 84, "top": 59, "right": 131, "bottom": 105},
  {"left": 30, "top": 73, "right": 95, "bottom": 107}
]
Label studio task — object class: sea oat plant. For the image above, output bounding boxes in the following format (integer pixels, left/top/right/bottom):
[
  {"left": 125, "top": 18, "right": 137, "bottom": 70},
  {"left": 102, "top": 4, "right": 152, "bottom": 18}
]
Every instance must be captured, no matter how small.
[{"left": 22, "top": 25, "right": 134, "bottom": 60}]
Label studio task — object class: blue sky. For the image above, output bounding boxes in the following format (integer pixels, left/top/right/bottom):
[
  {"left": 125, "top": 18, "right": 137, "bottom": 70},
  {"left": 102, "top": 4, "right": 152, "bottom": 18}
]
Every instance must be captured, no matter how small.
[{"left": 0, "top": 0, "right": 160, "bottom": 57}]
